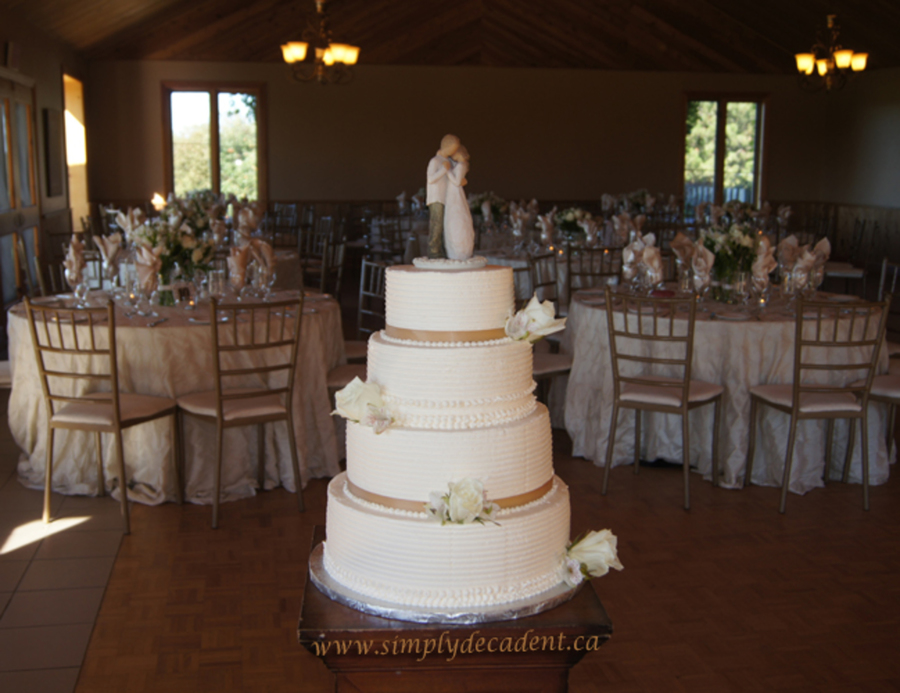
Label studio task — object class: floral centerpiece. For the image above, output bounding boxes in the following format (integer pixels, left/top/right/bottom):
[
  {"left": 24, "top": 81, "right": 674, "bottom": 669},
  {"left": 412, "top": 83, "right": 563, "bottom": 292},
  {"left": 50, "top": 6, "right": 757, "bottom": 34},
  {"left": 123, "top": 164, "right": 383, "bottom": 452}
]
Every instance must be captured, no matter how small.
[
  {"left": 468, "top": 191, "right": 507, "bottom": 222},
  {"left": 699, "top": 222, "right": 757, "bottom": 303},
  {"left": 554, "top": 207, "right": 593, "bottom": 240},
  {"left": 164, "top": 189, "right": 227, "bottom": 236}
]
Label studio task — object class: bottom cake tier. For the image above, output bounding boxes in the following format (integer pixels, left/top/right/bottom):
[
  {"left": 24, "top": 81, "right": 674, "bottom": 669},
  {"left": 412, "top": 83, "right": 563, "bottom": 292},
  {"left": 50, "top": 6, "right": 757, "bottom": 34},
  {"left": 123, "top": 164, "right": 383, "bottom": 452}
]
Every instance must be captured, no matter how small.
[{"left": 322, "top": 472, "right": 571, "bottom": 609}]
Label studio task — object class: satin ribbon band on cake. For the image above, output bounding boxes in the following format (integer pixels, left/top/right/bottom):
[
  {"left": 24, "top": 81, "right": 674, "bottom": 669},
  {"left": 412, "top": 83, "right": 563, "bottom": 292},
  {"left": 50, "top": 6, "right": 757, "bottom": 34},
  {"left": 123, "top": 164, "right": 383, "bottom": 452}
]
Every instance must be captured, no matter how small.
[
  {"left": 346, "top": 478, "right": 554, "bottom": 513},
  {"left": 384, "top": 325, "right": 507, "bottom": 343}
]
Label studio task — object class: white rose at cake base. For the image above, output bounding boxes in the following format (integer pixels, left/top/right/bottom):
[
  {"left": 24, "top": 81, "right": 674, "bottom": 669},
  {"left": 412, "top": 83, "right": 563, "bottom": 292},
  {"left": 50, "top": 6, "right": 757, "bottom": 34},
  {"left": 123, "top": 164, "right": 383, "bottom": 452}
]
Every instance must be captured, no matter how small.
[{"left": 314, "top": 139, "right": 621, "bottom": 622}]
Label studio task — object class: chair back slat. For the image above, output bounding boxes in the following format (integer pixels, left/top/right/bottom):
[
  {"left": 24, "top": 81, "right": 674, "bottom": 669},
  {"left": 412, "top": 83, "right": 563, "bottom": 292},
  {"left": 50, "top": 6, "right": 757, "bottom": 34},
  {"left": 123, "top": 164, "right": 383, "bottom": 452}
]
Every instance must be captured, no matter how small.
[
  {"left": 25, "top": 299, "right": 120, "bottom": 422},
  {"left": 566, "top": 245, "right": 622, "bottom": 299},
  {"left": 208, "top": 296, "right": 304, "bottom": 420},
  {"left": 357, "top": 258, "right": 387, "bottom": 339},
  {"left": 530, "top": 251, "right": 560, "bottom": 307},
  {"left": 604, "top": 287, "right": 697, "bottom": 409}
]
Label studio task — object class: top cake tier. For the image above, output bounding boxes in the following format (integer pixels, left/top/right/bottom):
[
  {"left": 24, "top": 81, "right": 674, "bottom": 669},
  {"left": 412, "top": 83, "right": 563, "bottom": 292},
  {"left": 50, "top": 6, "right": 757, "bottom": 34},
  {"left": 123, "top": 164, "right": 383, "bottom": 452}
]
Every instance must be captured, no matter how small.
[{"left": 385, "top": 265, "right": 514, "bottom": 339}]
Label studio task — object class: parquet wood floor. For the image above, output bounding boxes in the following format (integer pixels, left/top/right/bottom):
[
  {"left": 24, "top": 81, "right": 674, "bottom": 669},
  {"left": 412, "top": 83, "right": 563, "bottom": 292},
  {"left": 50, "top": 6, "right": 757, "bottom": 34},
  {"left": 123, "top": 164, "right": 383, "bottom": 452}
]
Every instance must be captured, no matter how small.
[{"left": 74, "top": 431, "right": 900, "bottom": 692}]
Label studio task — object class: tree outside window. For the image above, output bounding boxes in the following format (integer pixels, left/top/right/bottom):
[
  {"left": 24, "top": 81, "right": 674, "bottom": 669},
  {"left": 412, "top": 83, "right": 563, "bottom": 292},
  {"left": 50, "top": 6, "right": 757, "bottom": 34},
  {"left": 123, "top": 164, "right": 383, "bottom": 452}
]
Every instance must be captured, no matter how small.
[{"left": 683, "top": 97, "right": 764, "bottom": 217}]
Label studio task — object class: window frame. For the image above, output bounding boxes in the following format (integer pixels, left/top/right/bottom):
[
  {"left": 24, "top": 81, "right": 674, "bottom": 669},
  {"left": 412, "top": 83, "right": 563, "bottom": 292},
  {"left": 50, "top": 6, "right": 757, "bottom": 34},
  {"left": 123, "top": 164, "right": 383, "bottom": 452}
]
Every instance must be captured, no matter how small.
[
  {"left": 681, "top": 92, "right": 768, "bottom": 209},
  {"left": 161, "top": 81, "right": 268, "bottom": 202}
]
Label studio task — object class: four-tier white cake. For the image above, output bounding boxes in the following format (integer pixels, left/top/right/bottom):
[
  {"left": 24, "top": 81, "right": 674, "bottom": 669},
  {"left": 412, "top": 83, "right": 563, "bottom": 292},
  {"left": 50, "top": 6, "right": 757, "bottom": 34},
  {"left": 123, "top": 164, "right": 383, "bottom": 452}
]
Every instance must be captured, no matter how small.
[{"left": 321, "top": 263, "right": 572, "bottom": 611}]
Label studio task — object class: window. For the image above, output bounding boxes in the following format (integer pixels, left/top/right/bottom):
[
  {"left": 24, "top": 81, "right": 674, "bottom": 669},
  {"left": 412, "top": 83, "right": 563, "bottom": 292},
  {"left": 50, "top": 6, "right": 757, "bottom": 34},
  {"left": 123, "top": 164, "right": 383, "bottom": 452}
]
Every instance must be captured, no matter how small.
[
  {"left": 683, "top": 96, "right": 765, "bottom": 215},
  {"left": 163, "top": 83, "right": 266, "bottom": 201}
]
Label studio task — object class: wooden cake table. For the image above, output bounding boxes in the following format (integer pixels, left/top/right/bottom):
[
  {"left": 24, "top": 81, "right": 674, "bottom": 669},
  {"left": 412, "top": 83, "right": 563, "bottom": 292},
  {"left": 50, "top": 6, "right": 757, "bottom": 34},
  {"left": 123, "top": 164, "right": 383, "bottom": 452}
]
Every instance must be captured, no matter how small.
[{"left": 298, "top": 528, "right": 613, "bottom": 692}]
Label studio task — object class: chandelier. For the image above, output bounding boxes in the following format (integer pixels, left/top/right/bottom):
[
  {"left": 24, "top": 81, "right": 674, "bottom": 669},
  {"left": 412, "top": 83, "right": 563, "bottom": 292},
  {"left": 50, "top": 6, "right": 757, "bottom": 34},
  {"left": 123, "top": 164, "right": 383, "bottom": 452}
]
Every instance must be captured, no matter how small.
[
  {"left": 794, "top": 14, "right": 867, "bottom": 92},
  {"left": 281, "top": 0, "right": 360, "bottom": 85}
]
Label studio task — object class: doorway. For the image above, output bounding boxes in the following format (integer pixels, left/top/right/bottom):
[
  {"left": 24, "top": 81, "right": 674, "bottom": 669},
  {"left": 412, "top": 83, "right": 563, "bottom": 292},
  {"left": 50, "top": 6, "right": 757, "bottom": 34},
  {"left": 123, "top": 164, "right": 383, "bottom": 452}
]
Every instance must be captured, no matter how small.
[{"left": 63, "top": 74, "right": 88, "bottom": 233}]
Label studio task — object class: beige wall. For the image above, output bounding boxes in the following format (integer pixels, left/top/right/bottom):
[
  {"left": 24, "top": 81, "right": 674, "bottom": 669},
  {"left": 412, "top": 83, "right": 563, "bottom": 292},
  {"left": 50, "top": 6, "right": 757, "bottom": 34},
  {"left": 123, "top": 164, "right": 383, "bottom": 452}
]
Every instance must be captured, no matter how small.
[
  {"left": 820, "top": 67, "right": 900, "bottom": 209},
  {"left": 84, "top": 59, "right": 898, "bottom": 209}
]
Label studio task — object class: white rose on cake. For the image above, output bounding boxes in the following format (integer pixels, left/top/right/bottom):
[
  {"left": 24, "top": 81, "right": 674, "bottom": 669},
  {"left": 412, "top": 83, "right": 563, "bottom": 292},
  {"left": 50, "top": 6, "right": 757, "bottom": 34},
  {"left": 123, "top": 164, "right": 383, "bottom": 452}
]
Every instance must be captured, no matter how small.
[
  {"left": 562, "top": 529, "right": 624, "bottom": 586},
  {"left": 424, "top": 478, "right": 499, "bottom": 526},
  {"left": 505, "top": 294, "right": 567, "bottom": 343},
  {"left": 332, "top": 377, "right": 393, "bottom": 433}
]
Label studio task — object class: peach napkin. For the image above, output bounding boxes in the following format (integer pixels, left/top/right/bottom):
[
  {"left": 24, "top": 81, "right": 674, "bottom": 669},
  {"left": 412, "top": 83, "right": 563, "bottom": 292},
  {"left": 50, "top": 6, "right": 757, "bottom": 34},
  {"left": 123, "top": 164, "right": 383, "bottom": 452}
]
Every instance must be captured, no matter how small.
[
  {"left": 134, "top": 245, "right": 163, "bottom": 294},
  {"left": 777, "top": 235, "right": 801, "bottom": 268},
  {"left": 692, "top": 242, "right": 715, "bottom": 293},
  {"left": 643, "top": 246, "right": 664, "bottom": 286},
  {"left": 62, "top": 235, "right": 86, "bottom": 288},
  {"left": 227, "top": 244, "right": 251, "bottom": 290},
  {"left": 671, "top": 232, "right": 694, "bottom": 264}
]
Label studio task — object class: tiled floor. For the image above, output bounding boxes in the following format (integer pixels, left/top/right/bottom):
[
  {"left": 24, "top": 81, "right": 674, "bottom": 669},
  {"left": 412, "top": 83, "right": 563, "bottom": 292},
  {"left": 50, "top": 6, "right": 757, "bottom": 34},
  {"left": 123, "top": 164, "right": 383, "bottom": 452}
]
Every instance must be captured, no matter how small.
[{"left": 0, "top": 393, "right": 123, "bottom": 693}]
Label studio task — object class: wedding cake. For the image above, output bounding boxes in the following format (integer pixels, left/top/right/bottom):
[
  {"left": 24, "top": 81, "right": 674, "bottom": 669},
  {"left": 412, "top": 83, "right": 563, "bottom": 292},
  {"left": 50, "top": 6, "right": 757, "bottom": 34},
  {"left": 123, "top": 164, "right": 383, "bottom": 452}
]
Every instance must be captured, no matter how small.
[{"left": 319, "top": 262, "right": 579, "bottom": 613}]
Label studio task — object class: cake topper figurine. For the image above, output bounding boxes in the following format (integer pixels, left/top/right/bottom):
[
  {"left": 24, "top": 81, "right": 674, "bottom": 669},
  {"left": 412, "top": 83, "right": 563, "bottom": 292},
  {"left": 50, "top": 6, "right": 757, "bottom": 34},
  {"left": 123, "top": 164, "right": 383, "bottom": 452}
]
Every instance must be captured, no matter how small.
[{"left": 425, "top": 134, "right": 475, "bottom": 261}]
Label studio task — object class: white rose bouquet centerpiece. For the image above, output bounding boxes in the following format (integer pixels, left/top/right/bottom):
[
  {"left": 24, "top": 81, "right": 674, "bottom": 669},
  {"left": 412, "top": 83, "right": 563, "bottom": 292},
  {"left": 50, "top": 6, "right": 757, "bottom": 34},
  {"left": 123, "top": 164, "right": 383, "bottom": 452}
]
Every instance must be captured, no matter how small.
[{"left": 700, "top": 222, "right": 758, "bottom": 304}]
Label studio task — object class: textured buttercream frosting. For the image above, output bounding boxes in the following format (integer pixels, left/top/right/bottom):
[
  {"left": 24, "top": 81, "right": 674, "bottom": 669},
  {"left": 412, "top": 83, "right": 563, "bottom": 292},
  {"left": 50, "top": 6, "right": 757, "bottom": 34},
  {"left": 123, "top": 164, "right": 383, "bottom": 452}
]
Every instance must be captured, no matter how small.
[
  {"left": 385, "top": 265, "right": 514, "bottom": 333},
  {"left": 324, "top": 473, "right": 571, "bottom": 608},
  {"left": 367, "top": 331, "right": 536, "bottom": 428},
  {"left": 346, "top": 404, "right": 553, "bottom": 502}
]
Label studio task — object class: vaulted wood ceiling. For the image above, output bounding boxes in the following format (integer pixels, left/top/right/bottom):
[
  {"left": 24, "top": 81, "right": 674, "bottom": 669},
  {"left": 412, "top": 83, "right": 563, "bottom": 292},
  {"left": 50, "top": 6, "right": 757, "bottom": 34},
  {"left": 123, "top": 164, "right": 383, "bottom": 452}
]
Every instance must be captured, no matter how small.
[{"left": 3, "top": 0, "right": 900, "bottom": 73}]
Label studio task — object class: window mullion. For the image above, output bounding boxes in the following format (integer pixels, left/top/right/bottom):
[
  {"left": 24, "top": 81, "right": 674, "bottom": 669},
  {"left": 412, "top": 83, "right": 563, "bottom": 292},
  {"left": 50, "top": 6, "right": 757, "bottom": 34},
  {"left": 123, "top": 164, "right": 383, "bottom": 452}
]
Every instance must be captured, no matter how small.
[
  {"left": 714, "top": 99, "right": 727, "bottom": 206},
  {"left": 210, "top": 90, "right": 220, "bottom": 195}
]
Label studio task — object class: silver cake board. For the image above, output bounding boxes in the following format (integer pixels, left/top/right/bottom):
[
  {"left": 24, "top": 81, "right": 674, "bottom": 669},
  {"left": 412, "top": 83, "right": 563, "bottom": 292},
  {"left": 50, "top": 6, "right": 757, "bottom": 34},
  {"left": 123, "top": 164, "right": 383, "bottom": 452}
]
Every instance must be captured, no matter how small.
[{"left": 308, "top": 542, "right": 583, "bottom": 626}]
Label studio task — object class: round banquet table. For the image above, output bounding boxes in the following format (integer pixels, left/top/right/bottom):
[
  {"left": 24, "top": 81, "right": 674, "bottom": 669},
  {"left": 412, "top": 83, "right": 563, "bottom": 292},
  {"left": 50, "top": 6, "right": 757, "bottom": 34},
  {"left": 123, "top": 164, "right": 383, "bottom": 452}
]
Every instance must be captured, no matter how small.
[
  {"left": 7, "top": 290, "right": 345, "bottom": 505},
  {"left": 562, "top": 288, "right": 894, "bottom": 494}
]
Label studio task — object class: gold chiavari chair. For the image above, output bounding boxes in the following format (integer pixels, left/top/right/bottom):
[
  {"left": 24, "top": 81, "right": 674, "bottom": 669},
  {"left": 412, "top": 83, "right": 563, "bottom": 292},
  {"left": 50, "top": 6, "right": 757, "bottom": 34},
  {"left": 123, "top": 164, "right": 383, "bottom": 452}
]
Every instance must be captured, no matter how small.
[
  {"left": 24, "top": 298, "right": 180, "bottom": 534},
  {"left": 342, "top": 258, "right": 386, "bottom": 365},
  {"left": 745, "top": 296, "right": 890, "bottom": 512},
  {"left": 566, "top": 245, "right": 621, "bottom": 301},
  {"left": 176, "top": 296, "right": 305, "bottom": 528},
  {"left": 602, "top": 287, "right": 723, "bottom": 510}
]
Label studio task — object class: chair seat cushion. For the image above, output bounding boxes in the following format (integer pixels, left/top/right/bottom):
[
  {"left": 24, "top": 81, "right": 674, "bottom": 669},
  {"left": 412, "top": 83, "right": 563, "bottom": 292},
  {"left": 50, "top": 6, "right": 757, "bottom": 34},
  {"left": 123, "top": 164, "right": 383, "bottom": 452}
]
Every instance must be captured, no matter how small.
[
  {"left": 327, "top": 364, "right": 367, "bottom": 390},
  {"left": 750, "top": 384, "right": 861, "bottom": 413},
  {"left": 344, "top": 340, "right": 368, "bottom": 362},
  {"left": 852, "top": 375, "right": 900, "bottom": 400},
  {"left": 533, "top": 352, "right": 573, "bottom": 378},
  {"left": 52, "top": 392, "right": 176, "bottom": 428},
  {"left": 177, "top": 388, "right": 286, "bottom": 422},
  {"left": 620, "top": 376, "right": 722, "bottom": 408}
]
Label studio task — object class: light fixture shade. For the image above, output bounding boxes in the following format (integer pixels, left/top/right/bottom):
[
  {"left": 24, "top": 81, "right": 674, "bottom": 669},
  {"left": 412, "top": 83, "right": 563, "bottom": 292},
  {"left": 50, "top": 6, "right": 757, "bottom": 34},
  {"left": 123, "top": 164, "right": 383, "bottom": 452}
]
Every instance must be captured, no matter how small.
[
  {"left": 795, "top": 53, "right": 815, "bottom": 74},
  {"left": 322, "top": 47, "right": 336, "bottom": 66},
  {"left": 851, "top": 53, "right": 868, "bottom": 71},
  {"left": 330, "top": 43, "right": 360, "bottom": 65},
  {"left": 151, "top": 193, "right": 166, "bottom": 211},
  {"left": 833, "top": 49, "right": 853, "bottom": 69},
  {"left": 816, "top": 59, "right": 829, "bottom": 76},
  {"left": 281, "top": 42, "right": 308, "bottom": 63}
]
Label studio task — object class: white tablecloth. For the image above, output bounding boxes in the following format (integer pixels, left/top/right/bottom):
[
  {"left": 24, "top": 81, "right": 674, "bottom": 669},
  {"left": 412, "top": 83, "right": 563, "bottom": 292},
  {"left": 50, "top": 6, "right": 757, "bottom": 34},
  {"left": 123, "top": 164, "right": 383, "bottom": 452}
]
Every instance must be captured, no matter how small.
[
  {"left": 8, "top": 292, "right": 345, "bottom": 505},
  {"left": 562, "top": 290, "right": 894, "bottom": 494}
]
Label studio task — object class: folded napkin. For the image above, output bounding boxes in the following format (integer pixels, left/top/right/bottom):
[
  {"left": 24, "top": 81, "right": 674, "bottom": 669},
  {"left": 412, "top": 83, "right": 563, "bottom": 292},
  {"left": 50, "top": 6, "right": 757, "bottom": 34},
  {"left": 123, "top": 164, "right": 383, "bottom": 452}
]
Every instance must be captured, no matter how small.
[
  {"left": 694, "top": 204, "right": 706, "bottom": 225},
  {"left": 645, "top": 195, "right": 656, "bottom": 212},
  {"left": 228, "top": 245, "right": 251, "bottom": 290},
  {"left": 777, "top": 235, "right": 801, "bottom": 268},
  {"left": 709, "top": 205, "right": 724, "bottom": 227},
  {"left": 94, "top": 232, "right": 122, "bottom": 280},
  {"left": 670, "top": 231, "right": 694, "bottom": 265},
  {"left": 622, "top": 233, "right": 651, "bottom": 282},
  {"left": 752, "top": 246, "right": 777, "bottom": 293},
  {"left": 792, "top": 248, "right": 816, "bottom": 288},
  {"left": 248, "top": 238, "right": 275, "bottom": 278},
  {"left": 777, "top": 204, "right": 792, "bottom": 228},
  {"left": 527, "top": 199, "right": 540, "bottom": 215},
  {"left": 692, "top": 242, "right": 715, "bottom": 293},
  {"left": 116, "top": 207, "right": 146, "bottom": 244},
  {"left": 578, "top": 218, "right": 598, "bottom": 245},
  {"left": 411, "top": 192, "right": 425, "bottom": 212},
  {"left": 757, "top": 234, "right": 773, "bottom": 258},
  {"left": 643, "top": 246, "right": 664, "bottom": 287},
  {"left": 134, "top": 245, "right": 163, "bottom": 294},
  {"left": 396, "top": 191, "right": 408, "bottom": 212},
  {"left": 537, "top": 208, "right": 556, "bottom": 245},
  {"left": 601, "top": 194, "right": 616, "bottom": 213},
  {"left": 611, "top": 213, "right": 633, "bottom": 246},
  {"left": 812, "top": 237, "right": 831, "bottom": 268},
  {"left": 481, "top": 200, "right": 493, "bottom": 223},
  {"left": 210, "top": 219, "right": 228, "bottom": 245},
  {"left": 236, "top": 207, "right": 257, "bottom": 245},
  {"left": 633, "top": 214, "right": 646, "bottom": 233},
  {"left": 63, "top": 235, "right": 86, "bottom": 288}
]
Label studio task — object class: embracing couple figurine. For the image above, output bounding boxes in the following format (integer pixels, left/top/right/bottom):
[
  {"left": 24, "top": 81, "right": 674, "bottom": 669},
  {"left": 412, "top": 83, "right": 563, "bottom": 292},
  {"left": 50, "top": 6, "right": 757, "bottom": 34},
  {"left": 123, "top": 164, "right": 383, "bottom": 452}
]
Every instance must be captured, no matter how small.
[{"left": 426, "top": 134, "right": 474, "bottom": 260}]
